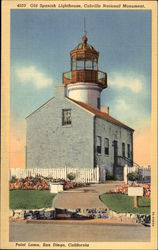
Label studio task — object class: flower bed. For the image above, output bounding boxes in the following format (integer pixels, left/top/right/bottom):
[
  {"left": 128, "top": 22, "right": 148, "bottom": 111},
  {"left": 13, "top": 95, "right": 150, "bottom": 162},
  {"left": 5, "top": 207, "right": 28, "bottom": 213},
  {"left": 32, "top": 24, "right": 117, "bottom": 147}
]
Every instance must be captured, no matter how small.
[
  {"left": 111, "top": 182, "right": 150, "bottom": 198},
  {"left": 10, "top": 176, "right": 89, "bottom": 191},
  {"left": 10, "top": 177, "right": 49, "bottom": 190},
  {"left": 63, "top": 182, "right": 89, "bottom": 190}
]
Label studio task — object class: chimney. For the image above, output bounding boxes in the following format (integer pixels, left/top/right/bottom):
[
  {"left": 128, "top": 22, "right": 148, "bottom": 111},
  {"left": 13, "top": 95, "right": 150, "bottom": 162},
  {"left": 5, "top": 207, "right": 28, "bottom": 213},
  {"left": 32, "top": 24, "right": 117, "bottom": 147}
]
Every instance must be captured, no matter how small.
[
  {"left": 100, "top": 106, "right": 109, "bottom": 115},
  {"left": 54, "top": 85, "right": 66, "bottom": 98}
]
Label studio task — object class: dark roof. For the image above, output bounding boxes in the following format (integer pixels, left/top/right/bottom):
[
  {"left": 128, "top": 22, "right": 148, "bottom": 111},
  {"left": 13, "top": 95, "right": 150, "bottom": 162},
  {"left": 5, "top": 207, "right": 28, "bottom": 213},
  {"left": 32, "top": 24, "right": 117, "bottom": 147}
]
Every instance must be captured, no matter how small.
[{"left": 67, "top": 98, "right": 134, "bottom": 132}]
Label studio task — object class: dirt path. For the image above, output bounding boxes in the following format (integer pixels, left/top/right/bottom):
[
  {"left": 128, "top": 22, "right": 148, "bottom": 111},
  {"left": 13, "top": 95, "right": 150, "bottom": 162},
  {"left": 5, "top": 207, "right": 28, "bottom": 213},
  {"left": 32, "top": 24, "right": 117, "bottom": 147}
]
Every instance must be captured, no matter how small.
[
  {"left": 10, "top": 221, "right": 150, "bottom": 242},
  {"left": 53, "top": 181, "right": 122, "bottom": 209}
]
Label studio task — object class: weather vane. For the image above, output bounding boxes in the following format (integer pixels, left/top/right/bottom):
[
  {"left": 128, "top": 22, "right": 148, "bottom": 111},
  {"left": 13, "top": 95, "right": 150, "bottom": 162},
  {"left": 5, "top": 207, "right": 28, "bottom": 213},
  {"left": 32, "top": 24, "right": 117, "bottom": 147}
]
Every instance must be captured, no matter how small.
[{"left": 84, "top": 17, "right": 87, "bottom": 36}]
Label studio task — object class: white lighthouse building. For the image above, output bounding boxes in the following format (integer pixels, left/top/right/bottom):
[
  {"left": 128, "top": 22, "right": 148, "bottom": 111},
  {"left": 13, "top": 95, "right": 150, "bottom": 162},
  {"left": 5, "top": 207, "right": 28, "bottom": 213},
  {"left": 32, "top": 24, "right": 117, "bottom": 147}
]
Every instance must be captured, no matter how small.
[{"left": 26, "top": 34, "right": 134, "bottom": 180}]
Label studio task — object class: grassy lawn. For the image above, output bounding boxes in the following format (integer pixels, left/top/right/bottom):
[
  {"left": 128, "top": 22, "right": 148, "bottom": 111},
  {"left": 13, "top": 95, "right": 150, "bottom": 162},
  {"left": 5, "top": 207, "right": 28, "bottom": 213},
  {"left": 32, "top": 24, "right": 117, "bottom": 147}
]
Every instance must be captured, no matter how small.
[
  {"left": 100, "top": 193, "right": 150, "bottom": 214},
  {"left": 10, "top": 190, "right": 56, "bottom": 209}
]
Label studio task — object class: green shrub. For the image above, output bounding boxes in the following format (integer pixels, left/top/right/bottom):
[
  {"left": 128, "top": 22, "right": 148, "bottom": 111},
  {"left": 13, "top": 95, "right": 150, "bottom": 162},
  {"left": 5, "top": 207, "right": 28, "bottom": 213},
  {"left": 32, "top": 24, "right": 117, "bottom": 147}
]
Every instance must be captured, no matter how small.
[
  {"left": 106, "top": 170, "right": 113, "bottom": 180},
  {"left": 127, "top": 172, "right": 139, "bottom": 181},
  {"left": 11, "top": 176, "right": 17, "bottom": 183},
  {"left": 67, "top": 172, "right": 76, "bottom": 182}
]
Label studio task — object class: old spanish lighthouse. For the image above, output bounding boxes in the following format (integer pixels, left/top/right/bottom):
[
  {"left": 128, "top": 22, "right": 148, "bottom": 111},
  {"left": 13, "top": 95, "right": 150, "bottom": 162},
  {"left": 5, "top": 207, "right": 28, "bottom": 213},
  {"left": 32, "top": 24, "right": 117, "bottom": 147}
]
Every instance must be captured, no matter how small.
[{"left": 26, "top": 34, "right": 134, "bottom": 180}]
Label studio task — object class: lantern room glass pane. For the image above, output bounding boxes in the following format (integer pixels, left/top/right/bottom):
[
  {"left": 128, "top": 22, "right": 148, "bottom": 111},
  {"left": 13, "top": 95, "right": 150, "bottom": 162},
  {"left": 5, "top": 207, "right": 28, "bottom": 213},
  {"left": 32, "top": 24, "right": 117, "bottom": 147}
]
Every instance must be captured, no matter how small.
[
  {"left": 93, "top": 60, "right": 97, "bottom": 70},
  {"left": 72, "top": 56, "right": 76, "bottom": 70},
  {"left": 85, "top": 60, "right": 92, "bottom": 69},
  {"left": 76, "top": 60, "right": 84, "bottom": 69},
  {"left": 72, "top": 61, "right": 76, "bottom": 70}
]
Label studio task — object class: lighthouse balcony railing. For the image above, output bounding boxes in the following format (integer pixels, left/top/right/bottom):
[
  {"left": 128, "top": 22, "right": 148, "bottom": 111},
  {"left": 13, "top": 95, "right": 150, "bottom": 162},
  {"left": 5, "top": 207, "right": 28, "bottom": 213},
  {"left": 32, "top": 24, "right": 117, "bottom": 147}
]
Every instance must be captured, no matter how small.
[{"left": 63, "top": 70, "right": 107, "bottom": 88}]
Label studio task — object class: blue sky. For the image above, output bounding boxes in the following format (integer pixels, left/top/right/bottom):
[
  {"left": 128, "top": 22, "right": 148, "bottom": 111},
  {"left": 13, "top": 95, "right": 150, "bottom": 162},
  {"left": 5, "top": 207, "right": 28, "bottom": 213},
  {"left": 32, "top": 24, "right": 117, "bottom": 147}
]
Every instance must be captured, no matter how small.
[{"left": 10, "top": 9, "right": 151, "bottom": 130}]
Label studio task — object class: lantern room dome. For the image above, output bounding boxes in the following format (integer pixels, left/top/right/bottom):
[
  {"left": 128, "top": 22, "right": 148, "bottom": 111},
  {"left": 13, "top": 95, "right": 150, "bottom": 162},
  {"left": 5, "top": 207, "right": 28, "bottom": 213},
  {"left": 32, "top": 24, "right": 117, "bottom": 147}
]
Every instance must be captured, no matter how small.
[
  {"left": 75, "top": 42, "right": 96, "bottom": 50},
  {"left": 74, "top": 37, "right": 97, "bottom": 52},
  {"left": 71, "top": 35, "right": 99, "bottom": 57}
]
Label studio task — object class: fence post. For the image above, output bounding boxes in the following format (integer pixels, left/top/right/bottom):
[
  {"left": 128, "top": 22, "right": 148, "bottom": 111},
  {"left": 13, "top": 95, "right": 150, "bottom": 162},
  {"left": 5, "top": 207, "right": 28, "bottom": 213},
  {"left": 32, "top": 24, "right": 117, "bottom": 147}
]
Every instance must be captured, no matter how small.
[
  {"left": 96, "top": 165, "right": 100, "bottom": 183},
  {"left": 124, "top": 164, "right": 128, "bottom": 184},
  {"left": 9, "top": 169, "right": 11, "bottom": 180},
  {"left": 64, "top": 166, "right": 67, "bottom": 181}
]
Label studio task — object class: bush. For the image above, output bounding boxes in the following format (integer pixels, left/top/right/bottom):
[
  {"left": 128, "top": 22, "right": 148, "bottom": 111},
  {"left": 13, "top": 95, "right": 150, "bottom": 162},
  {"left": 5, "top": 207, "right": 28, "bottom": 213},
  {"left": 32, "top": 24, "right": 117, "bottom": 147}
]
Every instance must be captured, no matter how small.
[
  {"left": 106, "top": 170, "right": 113, "bottom": 180},
  {"left": 67, "top": 172, "right": 76, "bottom": 182},
  {"left": 11, "top": 176, "right": 17, "bottom": 183},
  {"left": 127, "top": 172, "right": 139, "bottom": 181}
]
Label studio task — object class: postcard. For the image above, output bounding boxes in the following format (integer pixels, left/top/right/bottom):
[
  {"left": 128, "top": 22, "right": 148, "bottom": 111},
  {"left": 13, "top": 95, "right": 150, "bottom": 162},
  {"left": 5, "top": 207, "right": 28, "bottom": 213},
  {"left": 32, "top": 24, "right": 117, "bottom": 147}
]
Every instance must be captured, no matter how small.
[{"left": 1, "top": 0, "right": 157, "bottom": 249}]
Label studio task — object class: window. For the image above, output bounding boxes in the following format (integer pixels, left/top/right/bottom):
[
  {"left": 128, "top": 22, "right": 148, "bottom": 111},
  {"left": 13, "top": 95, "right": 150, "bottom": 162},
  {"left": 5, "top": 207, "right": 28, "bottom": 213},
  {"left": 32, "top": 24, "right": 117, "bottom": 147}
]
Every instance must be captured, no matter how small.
[
  {"left": 72, "top": 56, "right": 76, "bottom": 70},
  {"left": 97, "top": 136, "right": 101, "bottom": 154},
  {"left": 85, "top": 60, "right": 92, "bottom": 69},
  {"left": 97, "top": 97, "right": 100, "bottom": 109},
  {"left": 76, "top": 60, "right": 84, "bottom": 69},
  {"left": 62, "top": 109, "right": 71, "bottom": 126},
  {"left": 122, "top": 143, "right": 125, "bottom": 157},
  {"left": 93, "top": 59, "right": 97, "bottom": 70},
  {"left": 127, "top": 144, "right": 130, "bottom": 158},
  {"left": 104, "top": 138, "right": 109, "bottom": 155}
]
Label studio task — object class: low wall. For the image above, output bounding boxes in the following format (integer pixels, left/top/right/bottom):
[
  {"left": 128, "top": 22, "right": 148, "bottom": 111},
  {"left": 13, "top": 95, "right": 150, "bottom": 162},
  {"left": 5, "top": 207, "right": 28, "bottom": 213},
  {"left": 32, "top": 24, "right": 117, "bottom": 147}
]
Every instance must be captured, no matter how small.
[{"left": 9, "top": 209, "right": 150, "bottom": 226}]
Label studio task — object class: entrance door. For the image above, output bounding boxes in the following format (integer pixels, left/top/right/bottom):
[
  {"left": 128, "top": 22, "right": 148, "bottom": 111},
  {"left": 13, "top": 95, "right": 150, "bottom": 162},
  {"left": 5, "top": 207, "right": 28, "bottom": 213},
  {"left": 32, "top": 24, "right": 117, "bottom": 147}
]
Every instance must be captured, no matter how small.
[{"left": 113, "top": 140, "right": 118, "bottom": 164}]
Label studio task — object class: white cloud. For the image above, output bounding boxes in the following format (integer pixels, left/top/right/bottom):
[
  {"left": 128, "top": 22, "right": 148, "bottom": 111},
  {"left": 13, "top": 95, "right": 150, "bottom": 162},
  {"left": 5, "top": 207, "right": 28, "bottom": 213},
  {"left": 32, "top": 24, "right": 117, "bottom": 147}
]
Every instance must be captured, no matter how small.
[
  {"left": 16, "top": 65, "right": 53, "bottom": 89},
  {"left": 115, "top": 99, "right": 129, "bottom": 112},
  {"left": 111, "top": 97, "right": 150, "bottom": 130},
  {"left": 109, "top": 72, "right": 143, "bottom": 93}
]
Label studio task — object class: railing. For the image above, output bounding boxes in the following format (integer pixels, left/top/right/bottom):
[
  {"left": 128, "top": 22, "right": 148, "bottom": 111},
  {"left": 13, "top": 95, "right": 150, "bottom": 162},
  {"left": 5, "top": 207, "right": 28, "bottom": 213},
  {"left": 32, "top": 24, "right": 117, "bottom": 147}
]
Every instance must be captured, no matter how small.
[
  {"left": 63, "top": 70, "right": 107, "bottom": 89},
  {"left": 98, "top": 70, "right": 107, "bottom": 86},
  {"left": 63, "top": 71, "right": 72, "bottom": 84},
  {"left": 116, "top": 156, "right": 141, "bottom": 168}
]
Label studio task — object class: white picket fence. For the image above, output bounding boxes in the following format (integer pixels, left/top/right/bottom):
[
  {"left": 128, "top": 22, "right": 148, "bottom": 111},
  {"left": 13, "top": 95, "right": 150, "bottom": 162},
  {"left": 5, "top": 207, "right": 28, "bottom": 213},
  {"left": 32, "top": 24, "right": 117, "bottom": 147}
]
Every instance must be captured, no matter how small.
[
  {"left": 138, "top": 167, "right": 151, "bottom": 177},
  {"left": 124, "top": 164, "right": 151, "bottom": 183},
  {"left": 10, "top": 167, "right": 100, "bottom": 183}
]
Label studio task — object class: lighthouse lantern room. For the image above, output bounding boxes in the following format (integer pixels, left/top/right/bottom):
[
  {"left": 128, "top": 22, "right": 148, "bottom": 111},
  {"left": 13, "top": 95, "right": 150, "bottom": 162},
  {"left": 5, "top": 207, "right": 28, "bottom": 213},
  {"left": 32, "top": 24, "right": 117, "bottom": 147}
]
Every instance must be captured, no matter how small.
[{"left": 63, "top": 35, "right": 107, "bottom": 109}]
